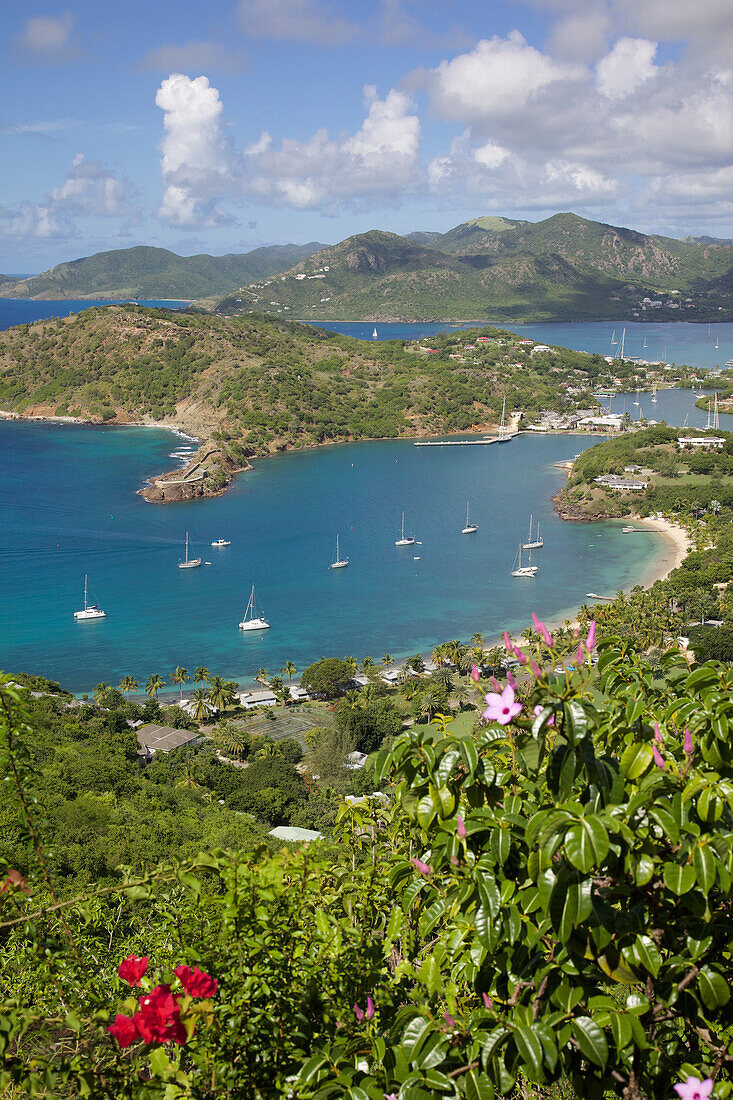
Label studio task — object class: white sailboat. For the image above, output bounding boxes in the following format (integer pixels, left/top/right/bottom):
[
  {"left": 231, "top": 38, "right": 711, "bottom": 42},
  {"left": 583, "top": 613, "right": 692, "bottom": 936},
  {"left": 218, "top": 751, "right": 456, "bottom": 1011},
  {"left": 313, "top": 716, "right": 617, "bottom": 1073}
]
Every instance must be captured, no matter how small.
[
  {"left": 611, "top": 329, "right": 617, "bottom": 345},
  {"left": 330, "top": 534, "right": 349, "bottom": 568},
  {"left": 715, "top": 337, "right": 720, "bottom": 350},
  {"left": 74, "top": 575, "right": 106, "bottom": 620},
  {"left": 372, "top": 326, "right": 378, "bottom": 340},
  {"left": 178, "top": 531, "right": 202, "bottom": 569},
  {"left": 651, "top": 383, "right": 657, "bottom": 403},
  {"left": 643, "top": 336, "right": 648, "bottom": 349},
  {"left": 633, "top": 385, "right": 640, "bottom": 406},
  {"left": 239, "top": 585, "right": 270, "bottom": 631},
  {"left": 395, "top": 512, "right": 415, "bottom": 546},
  {"left": 497, "top": 395, "right": 511, "bottom": 442},
  {"left": 511, "top": 543, "right": 537, "bottom": 578},
  {"left": 522, "top": 514, "right": 543, "bottom": 550},
  {"left": 462, "top": 502, "right": 478, "bottom": 534}
]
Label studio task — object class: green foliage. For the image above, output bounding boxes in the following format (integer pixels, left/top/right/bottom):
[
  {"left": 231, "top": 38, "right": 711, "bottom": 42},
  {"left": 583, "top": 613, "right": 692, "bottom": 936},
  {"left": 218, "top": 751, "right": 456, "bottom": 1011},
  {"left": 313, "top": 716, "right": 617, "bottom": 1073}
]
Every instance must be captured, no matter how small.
[
  {"left": 334, "top": 695, "right": 404, "bottom": 753},
  {"left": 301, "top": 657, "right": 353, "bottom": 699}
]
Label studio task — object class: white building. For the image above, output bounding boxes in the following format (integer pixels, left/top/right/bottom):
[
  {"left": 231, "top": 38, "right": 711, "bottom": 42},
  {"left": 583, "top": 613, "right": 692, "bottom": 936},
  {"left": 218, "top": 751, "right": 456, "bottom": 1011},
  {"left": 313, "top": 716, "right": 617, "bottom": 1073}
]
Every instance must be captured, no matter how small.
[
  {"left": 678, "top": 437, "right": 726, "bottom": 449},
  {"left": 238, "top": 688, "right": 277, "bottom": 709}
]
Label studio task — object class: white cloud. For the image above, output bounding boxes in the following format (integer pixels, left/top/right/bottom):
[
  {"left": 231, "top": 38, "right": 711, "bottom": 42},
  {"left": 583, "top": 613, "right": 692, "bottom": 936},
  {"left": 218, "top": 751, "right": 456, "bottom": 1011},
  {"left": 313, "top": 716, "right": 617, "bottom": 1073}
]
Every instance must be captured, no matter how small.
[
  {"left": 548, "top": 9, "right": 610, "bottom": 60},
  {"left": 237, "top": 0, "right": 359, "bottom": 45},
  {"left": 596, "top": 37, "right": 658, "bottom": 99},
  {"left": 474, "top": 141, "right": 510, "bottom": 169},
  {"left": 139, "top": 40, "right": 246, "bottom": 75},
  {"left": 425, "top": 32, "right": 585, "bottom": 123},
  {"left": 0, "top": 156, "right": 138, "bottom": 241},
  {"left": 14, "top": 12, "right": 77, "bottom": 63},
  {"left": 155, "top": 74, "right": 237, "bottom": 227},
  {"left": 154, "top": 76, "right": 421, "bottom": 221}
]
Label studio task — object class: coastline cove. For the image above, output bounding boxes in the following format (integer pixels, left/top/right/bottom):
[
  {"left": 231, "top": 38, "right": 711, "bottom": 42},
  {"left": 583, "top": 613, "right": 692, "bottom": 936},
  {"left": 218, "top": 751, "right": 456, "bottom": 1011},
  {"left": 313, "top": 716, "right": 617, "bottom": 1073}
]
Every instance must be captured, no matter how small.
[{"left": 0, "top": 418, "right": 668, "bottom": 693}]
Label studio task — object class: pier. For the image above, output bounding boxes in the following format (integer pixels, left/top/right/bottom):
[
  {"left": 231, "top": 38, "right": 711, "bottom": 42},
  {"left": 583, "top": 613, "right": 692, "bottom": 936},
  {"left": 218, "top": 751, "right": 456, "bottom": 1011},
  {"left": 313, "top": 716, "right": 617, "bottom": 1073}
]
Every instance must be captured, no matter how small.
[{"left": 414, "top": 432, "right": 518, "bottom": 447}]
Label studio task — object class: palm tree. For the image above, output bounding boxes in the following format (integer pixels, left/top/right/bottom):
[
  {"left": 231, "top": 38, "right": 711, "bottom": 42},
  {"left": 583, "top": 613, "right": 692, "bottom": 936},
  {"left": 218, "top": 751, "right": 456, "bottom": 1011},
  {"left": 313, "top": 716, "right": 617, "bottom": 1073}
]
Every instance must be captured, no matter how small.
[
  {"left": 255, "top": 667, "right": 270, "bottom": 685},
  {"left": 193, "top": 666, "right": 210, "bottom": 685},
  {"left": 145, "top": 674, "right": 166, "bottom": 700},
  {"left": 171, "top": 666, "right": 189, "bottom": 701},
  {"left": 401, "top": 678, "right": 422, "bottom": 702},
  {"left": 360, "top": 656, "right": 374, "bottom": 673},
  {"left": 94, "top": 682, "right": 111, "bottom": 706},
  {"left": 118, "top": 676, "right": 138, "bottom": 699},
  {"left": 416, "top": 685, "right": 443, "bottom": 723},
  {"left": 191, "top": 687, "right": 211, "bottom": 723},
  {"left": 207, "top": 674, "right": 235, "bottom": 714},
  {"left": 269, "top": 675, "right": 284, "bottom": 694},
  {"left": 280, "top": 661, "right": 297, "bottom": 684},
  {"left": 342, "top": 689, "right": 364, "bottom": 710},
  {"left": 343, "top": 655, "right": 359, "bottom": 678},
  {"left": 255, "top": 739, "right": 283, "bottom": 759},
  {"left": 175, "top": 764, "right": 201, "bottom": 791},
  {"left": 213, "top": 721, "right": 249, "bottom": 758},
  {"left": 470, "top": 632, "right": 486, "bottom": 647},
  {"left": 381, "top": 653, "right": 393, "bottom": 667}
]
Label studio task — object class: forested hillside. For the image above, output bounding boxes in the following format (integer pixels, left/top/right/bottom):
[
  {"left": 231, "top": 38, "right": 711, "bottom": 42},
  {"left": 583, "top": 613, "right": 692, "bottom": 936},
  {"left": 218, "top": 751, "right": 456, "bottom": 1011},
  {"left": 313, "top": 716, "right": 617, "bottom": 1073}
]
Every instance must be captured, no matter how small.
[
  {"left": 0, "top": 305, "right": 605, "bottom": 460},
  {"left": 214, "top": 214, "right": 733, "bottom": 322},
  {"left": 0, "top": 242, "right": 324, "bottom": 301}
]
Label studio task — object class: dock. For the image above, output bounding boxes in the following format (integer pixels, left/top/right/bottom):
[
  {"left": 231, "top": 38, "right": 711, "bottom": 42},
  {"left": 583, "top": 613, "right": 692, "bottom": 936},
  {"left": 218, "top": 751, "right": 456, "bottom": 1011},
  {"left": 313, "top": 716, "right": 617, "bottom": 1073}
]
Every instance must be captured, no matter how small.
[{"left": 414, "top": 433, "right": 518, "bottom": 447}]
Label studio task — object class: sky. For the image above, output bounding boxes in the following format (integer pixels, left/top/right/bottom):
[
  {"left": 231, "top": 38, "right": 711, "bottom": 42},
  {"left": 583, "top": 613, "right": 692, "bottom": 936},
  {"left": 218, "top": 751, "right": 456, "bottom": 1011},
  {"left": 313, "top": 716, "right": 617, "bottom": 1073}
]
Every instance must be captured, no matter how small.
[{"left": 1, "top": 0, "right": 732, "bottom": 273}]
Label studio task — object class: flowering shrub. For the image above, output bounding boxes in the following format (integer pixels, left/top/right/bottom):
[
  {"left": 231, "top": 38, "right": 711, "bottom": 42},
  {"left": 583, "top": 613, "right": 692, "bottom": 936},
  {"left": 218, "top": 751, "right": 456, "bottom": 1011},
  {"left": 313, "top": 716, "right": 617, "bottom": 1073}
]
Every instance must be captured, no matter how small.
[{"left": 3, "top": 625, "right": 733, "bottom": 1098}]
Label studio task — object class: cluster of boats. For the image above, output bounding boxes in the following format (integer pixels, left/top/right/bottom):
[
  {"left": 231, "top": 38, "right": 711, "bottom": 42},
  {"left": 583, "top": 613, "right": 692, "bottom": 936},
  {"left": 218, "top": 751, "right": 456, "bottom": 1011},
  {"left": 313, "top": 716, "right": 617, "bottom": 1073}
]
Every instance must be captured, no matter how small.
[{"left": 511, "top": 515, "right": 543, "bottom": 578}]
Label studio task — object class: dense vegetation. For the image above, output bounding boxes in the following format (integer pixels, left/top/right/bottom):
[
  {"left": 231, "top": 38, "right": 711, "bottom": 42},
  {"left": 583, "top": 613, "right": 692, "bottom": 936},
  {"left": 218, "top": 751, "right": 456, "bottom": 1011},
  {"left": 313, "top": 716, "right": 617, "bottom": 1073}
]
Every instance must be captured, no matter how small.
[
  {"left": 4, "top": 628, "right": 733, "bottom": 1098},
  {"left": 214, "top": 214, "right": 733, "bottom": 323},
  {"left": 0, "top": 243, "right": 324, "bottom": 301},
  {"left": 0, "top": 306, "right": 605, "bottom": 457}
]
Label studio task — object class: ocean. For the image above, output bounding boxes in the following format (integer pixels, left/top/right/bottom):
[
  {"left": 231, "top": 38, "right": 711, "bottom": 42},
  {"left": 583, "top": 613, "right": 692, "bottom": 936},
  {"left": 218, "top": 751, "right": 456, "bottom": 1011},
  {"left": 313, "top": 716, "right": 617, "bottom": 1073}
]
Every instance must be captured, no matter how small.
[{"left": 0, "top": 422, "right": 665, "bottom": 693}]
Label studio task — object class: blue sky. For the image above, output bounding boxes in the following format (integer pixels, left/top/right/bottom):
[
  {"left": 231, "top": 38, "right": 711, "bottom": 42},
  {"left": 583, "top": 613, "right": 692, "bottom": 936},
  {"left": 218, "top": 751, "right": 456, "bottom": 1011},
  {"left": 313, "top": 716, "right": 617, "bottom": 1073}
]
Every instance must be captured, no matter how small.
[{"left": 1, "top": 0, "right": 732, "bottom": 272}]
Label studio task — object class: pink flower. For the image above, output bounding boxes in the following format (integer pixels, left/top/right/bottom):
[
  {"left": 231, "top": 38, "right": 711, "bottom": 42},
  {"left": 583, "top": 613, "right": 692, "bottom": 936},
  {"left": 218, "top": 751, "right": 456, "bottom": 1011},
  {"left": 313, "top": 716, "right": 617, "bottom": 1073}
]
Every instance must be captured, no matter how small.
[
  {"left": 530, "top": 660, "right": 541, "bottom": 678},
  {"left": 503, "top": 631, "right": 512, "bottom": 652},
  {"left": 412, "top": 858, "right": 431, "bottom": 875},
  {"left": 384, "top": 1094, "right": 399, "bottom": 1099},
  {"left": 174, "top": 964, "right": 217, "bottom": 999},
  {"left": 483, "top": 685, "right": 522, "bottom": 726},
  {"left": 673, "top": 1078, "right": 713, "bottom": 1100},
  {"left": 490, "top": 675, "right": 501, "bottom": 692},
  {"left": 457, "top": 815, "right": 466, "bottom": 838},
  {"left": 652, "top": 744, "right": 665, "bottom": 770},
  {"left": 354, "top": 1003, "right": 365, "bottom": 1022},
  {"left": 575, "top": 644, "right": 584, "bottom": 665},
  {"left": 366, "top": 996, "right": 375, "bottom": 1020},
  {"left": 513, "top": 645, "right": 527, "bottom": 666},
  {"left": 118, "top": 955, "right": 149, "bottom": 987},
  {"left": 585, "top": 621, "right": 596, "bottom": 651},
  {"left": 470, "top": 664, "right": 481, "bottom": 683},
  {"left": 482, "top": 992, "right": 494, "bottom": 1010},
  {"left": 108, "top": 1014, "right": 137, "bottom": 1047},
  {"left": 653, "top": 722, "right": 663, "bottom": 745},
  {"left": 533, "top": 704, "right": 554, "bottom": 726},
  {"left": 444, "top": 1012, "right": 456, "bottom": 1028},
  {"left": 684, "top": 728, "right": 694, "bottom": 755},
  {"left": 506, "top": 670, "right": 518, "bottom": 691},
  {"left": 532, "top": 613, "right": 553, "bottom": 647}
]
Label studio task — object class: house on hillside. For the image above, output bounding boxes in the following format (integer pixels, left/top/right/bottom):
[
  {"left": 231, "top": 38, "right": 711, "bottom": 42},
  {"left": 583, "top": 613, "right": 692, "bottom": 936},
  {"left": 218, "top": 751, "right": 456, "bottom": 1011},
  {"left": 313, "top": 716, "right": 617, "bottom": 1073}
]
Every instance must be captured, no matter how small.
[{"left": 238, "top": 688, "right": 277, "bottom": 709}]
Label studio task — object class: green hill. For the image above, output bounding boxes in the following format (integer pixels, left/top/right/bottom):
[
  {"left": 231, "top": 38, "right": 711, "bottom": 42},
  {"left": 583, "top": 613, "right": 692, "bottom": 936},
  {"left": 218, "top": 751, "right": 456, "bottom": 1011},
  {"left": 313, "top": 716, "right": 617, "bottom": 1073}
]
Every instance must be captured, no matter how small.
[
  {"left": 0, "top": 242, "right": 325, "bottom": 301},
  {"left": 214, "top": 214, "right": 733, "bottom": 323}
]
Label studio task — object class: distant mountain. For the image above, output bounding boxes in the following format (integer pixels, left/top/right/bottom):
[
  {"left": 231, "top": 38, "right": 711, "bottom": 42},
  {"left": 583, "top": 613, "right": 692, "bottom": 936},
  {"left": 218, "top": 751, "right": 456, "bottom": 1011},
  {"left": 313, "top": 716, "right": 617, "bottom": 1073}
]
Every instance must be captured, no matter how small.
[
  {"left": 213, "top": 213, "right": 733, "bottom": 323},
  {"left": 0, "top": 243, "right": 326, "bottom": 301}
]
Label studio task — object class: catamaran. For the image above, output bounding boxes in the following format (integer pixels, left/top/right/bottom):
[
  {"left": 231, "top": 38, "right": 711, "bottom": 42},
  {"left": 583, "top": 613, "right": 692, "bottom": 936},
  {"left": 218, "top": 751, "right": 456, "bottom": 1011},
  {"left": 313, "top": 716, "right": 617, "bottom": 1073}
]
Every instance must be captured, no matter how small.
[
  {"left": 178, "top": 532, "right": 202, "bottom": 569},
  {"left": 211, "top": 538, "right": 231, "bottom": 547},
  {"left": 330, "top": 534, "right": 349, "bottom": 568},
  {"left": 461, "top": 502, "right": 478, "bottom": 534},
  {"left": 511, "top": 543, "right": 537, "bottom": 578},
  {"left": 74, "top": 575, "right": 106, "bottom": 620},
  {"left": 239, "top": 585, "right": 270, "bottom": 631},
  {"left": 522, "top": 514, "right": 543, "bottom": 550},
  {"left": 395, "top": 512, "right": 415, "bottom": 546}
]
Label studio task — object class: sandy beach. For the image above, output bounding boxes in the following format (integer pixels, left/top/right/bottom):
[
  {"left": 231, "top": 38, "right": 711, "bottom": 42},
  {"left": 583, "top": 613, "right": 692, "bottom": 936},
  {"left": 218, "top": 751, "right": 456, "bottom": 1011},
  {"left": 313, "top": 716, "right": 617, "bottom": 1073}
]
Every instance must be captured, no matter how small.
[{"left": 636, "top": 517, "right": 692, "bottom": 586}]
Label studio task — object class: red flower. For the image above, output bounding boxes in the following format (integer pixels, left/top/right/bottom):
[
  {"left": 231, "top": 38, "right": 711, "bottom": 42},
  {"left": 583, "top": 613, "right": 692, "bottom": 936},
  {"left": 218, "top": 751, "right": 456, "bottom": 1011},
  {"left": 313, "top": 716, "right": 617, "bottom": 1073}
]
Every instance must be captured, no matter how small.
[
  {"left": 174, "top": 964, "right": 218, "bottom": 999},
  {"left": 108, "top": 1014, "right": 138, "bottom": 1047},
  {"left": 133, "top": 984, "right": 188, "bottom": 1045},
  {"left": 118, "top": 955, "right": 149, "bottom": 987}
]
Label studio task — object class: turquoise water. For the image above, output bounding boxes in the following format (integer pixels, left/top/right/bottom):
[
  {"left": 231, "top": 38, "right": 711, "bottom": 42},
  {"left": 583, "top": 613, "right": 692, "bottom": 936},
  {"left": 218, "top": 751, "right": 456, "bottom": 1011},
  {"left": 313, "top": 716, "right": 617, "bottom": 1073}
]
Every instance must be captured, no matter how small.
[
  {"left": 0, "top": 422, "right": 665, "bottom": 693},
  {"left": 317, "top": 320, "right": 733, "bottom": 371}
]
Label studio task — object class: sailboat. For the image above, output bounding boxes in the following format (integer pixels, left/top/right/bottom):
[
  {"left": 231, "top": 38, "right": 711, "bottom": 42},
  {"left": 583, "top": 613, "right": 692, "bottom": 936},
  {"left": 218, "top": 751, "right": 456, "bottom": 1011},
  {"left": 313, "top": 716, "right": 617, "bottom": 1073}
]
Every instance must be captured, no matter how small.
[
  {"left": 522, "top": 514, "right": 543, "bottom": 550},
  {"left": 611, "top": 329, "right": 617, "bottom": 345},
  {"left": 239, "top": 585, "right": 270, "bottom": 631},
  {"left": 651, "top": 383, "right": 657, "bottom": 404},
  {"left": 617, "top": 328, "right": 626, "bottom": 360},
  {"left": 643, "top": 336, "right": 648, "bottom": 349},
  {"left": 715, "top": 337, "right": 720, "bottom": 350},
  {"left": 372, "top": 326, "right": 378, "bottom": 340},
  {"left": 633, "top": 386, "right": 640, "bottom": 406},
  {"left": 178, "top": 531, "right": 202, "bottom": 569},
  {"left": 497, "top": 395, "right": 511, "bottom": 442},
  {"left": 395, "top": 512, "right": 415, "bottom": 546},
  {"left": 330, "top": 534, "right": 349, "bottom": 568},
  {"left": 462, "top": 502, "right": 478, "bottom": 534},
  {"left": 74, "top": 575, "right": 106, "bottom": 620},
  {"left": 511, "top": 543, "right": 537, "bottom": 578}
]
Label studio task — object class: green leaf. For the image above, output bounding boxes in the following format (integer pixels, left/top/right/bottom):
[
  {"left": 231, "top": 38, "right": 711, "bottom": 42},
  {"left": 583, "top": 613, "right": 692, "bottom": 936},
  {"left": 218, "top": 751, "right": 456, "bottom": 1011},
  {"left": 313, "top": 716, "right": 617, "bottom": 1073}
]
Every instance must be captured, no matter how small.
[
  {"left": 464, "top": 1068, "right": 495, "bottom": 1100},
  {"left": 514, "top": 1025, "right": 544, "bottom": 1080},
  {"left": 570, "top": 1017, "right": 608, "bottom": 1067},
  {"left": 620, "top": 743, "right": 653, "bottom": 780},
  {"left": 565, "top": 817, "right": 610, "bottom": 873},
  {"left": 631, "top": 935, "right": 662, "bottom": 978},
  {"left": 609, "top": 1012, "right": 632, "bottom": 1052},
  {"left": 698, "top": 967, "right": 731, "bottom": 1010},
  {"left": 148, "top": 1047, "right": 172, "bottom": 1077},
  {"left": 550, "top": 874, "right": 592, "bottom": 940},
  {"left": 694, "top": 845, "right": 717, "bottom": 893},
  {"left": 663, "top": 862, "right": 696, "bottom": 896},
  {"left": 418, "top": 956, "right": 441, "bottom": 997},
  {"left": 417, "top": 795, "right": 435, "bottom": 830}
]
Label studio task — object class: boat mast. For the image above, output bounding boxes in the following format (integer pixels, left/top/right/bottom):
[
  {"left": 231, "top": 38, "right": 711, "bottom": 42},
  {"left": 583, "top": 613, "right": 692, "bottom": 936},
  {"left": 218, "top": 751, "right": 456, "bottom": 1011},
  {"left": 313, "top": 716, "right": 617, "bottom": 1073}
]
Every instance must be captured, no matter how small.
[{"left": 84, "top": 574, "right": 88, "bottom": 612}]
